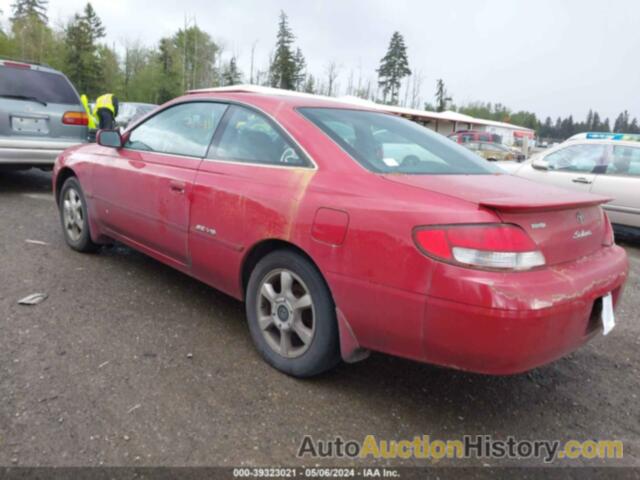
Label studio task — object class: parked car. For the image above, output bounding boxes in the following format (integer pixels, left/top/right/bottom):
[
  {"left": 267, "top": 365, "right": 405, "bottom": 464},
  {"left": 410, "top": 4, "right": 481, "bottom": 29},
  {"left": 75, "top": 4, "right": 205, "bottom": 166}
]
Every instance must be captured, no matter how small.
[
  {"left": 0, "top": 59, "right": 88, "bottom": 168},
  {"left": 463, "top": 141, "right": 516, "bottom": 161},
  {"left": 502, "top": 135, "right": 640, "bottom": 238},
  {"left": 116, "top": 102, "right": 157, "bottom": 128},
  {"left": 52, "top": 88, "right": 628, "bottom": 378},
  {"left": 449, "top": 130, "right": 502, "bottom": 144}
]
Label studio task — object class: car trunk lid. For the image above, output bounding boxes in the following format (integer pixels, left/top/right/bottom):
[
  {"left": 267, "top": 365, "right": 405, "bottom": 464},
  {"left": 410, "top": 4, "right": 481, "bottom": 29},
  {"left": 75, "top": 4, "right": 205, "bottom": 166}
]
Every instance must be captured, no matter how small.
[{"left": 382, "top": 173, "right": 610, "bottom": 265}]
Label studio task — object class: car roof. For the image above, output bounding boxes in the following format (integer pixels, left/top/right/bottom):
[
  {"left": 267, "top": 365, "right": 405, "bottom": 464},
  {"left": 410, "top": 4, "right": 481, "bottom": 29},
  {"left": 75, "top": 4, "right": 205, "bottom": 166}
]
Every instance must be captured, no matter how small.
[
  {"left": 0, "top": 58, "right": 65, "bottom": 76},
  {"left": 184, "top": 85, "right": 380, "bottom": 113}
]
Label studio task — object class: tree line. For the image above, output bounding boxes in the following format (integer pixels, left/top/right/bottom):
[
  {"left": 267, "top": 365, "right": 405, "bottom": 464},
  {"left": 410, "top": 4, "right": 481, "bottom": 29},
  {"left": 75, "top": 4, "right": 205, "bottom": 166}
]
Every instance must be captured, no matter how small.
[
  {"left": 454, "top": 102, "right": 640, "bottom": 141},
  {"left": 1, "top": 1, "right": 636, "bottom": 140}
]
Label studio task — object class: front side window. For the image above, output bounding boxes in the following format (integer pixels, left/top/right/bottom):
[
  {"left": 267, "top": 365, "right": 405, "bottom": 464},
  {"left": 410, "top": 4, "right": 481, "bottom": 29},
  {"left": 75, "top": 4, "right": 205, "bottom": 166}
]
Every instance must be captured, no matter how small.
[
  {"left": 299, "top": 108, "right": 499, "bottom": 174},
  {"left": 545, "top": 144, "right": 607, "bottom": 173},
  {"left": 606, "top": 146, "right": 640, "bottom": 176},
  {"left": 210, "top": 105, "right": 306, "bottom": 166},
  {"left": 125, "top": 102, "right": 227, "bottom": 157}
]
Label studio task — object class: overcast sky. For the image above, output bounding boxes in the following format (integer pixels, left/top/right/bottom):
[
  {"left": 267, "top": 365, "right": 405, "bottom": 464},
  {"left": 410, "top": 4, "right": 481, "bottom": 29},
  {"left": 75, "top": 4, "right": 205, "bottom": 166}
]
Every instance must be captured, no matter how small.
[{"left": 1, "top": 0, "right": 638, "bottom": 122}]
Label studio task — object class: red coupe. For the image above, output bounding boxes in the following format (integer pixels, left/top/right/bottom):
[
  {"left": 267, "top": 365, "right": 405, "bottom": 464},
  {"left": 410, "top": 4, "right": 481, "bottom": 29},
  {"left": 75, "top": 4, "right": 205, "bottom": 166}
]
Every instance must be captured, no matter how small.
[{"left": 53, "top": 88, "right": 628, "bottom": 377}]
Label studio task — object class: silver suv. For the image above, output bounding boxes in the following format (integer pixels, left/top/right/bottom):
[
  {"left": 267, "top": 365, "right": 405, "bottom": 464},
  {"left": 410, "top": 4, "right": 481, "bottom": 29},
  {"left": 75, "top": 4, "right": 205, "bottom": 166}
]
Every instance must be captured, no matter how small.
[{"left": 0, "top": 59, "right": 88, "bottom": 168}]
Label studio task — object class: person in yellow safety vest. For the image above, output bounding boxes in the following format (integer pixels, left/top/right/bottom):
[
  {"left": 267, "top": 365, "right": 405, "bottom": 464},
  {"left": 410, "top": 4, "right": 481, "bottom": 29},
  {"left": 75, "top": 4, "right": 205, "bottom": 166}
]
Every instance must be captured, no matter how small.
[
  {"left": 79, "top": 94, "right": 97, "bottom": 130},
  {"left": 93, "top": 93, "right": 119, "bottom": 130}
]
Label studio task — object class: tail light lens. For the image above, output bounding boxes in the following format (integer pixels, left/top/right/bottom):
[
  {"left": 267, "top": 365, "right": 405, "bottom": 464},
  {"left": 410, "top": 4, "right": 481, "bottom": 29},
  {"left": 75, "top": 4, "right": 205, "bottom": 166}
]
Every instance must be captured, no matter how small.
[
  {"left": 414, "top": 224, "right": 546, "bottom": 271},
  {"left": 602, "top": 211, "right": 615, "bottom": 246},
  {"left": 62, "top": 111, "right": 89, "bottom": 126}
]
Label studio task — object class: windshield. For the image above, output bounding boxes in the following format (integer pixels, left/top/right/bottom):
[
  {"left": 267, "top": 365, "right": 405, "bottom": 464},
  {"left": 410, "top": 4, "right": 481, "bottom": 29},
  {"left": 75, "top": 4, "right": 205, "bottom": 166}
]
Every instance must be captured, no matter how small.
[
  {"left": 298, "top": 107, "right": 499, "bottom": 174},
  {"left": 0, "top": 66, "right": 79, "bottom": 105}
]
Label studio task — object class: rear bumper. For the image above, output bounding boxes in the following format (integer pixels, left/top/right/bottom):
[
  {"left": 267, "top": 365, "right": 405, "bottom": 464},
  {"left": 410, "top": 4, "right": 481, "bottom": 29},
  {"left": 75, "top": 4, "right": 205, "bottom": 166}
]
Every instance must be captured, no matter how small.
[
  {"left": 422, "top": 286, "right": 623, "bottom": 375},
  {"left": 332, "top": 245, "right": 629, "bottom": 374},
  {"left": 0, "top": 138, "right": 86, "bottom": 165},
  {"left": 424, "top": 245, "right": 628, "bottom": 374}
]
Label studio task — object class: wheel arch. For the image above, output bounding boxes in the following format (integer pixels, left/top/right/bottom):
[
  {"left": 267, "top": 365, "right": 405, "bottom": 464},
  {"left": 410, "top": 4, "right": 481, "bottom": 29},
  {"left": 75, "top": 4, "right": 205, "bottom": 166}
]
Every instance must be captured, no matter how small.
[
  {"left": 55, "top": 167, "right": 77, "bottom": 205},
  {"left": 239, "top": 238, "right": 369, "bottom": 364},
  {"left": 240, "top": 239, "right": 328, "bottom": 300}
]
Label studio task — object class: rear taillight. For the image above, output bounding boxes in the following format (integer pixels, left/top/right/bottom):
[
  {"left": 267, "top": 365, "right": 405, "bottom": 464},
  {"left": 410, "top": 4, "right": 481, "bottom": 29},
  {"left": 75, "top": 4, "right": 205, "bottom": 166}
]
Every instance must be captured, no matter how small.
[
  {"left": 414, "top": 224, "right": 546, "bottom": 271},
  {"left": 62, "top": 111, "right": 89, "bottom": 126},
  {"left": 602, "top": 211, "right": 615, "bottom": 246}
]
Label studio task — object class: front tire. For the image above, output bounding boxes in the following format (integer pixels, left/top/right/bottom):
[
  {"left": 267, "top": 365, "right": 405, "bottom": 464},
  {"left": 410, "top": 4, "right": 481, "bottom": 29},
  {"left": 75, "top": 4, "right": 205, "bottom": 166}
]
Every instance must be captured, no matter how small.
[
  {"left": 246, "top": 250, "right": 340, "bottom": 377},
  {"left": 59, "top": 177, "right": 99, "bottom": 253}
]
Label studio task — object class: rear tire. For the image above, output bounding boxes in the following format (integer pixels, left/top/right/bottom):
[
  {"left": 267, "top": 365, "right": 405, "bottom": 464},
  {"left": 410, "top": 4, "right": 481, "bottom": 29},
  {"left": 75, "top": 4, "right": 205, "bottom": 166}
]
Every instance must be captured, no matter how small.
[
  {"left": 245, "top": 250, "right": 340, "bottom": 377},
  {"left": 59, "top": 177, "right": 99, "bottom": 253}
]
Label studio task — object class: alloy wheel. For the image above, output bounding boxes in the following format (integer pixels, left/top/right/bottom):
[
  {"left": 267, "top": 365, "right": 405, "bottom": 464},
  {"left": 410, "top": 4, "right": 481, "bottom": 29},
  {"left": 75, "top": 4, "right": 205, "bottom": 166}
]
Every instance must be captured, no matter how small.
[
  {"left": 256, "top": 269, "right": 316, "bottom": 358},
  {"left": 62, "top": 187, "right": 84, "bottom": 242}
]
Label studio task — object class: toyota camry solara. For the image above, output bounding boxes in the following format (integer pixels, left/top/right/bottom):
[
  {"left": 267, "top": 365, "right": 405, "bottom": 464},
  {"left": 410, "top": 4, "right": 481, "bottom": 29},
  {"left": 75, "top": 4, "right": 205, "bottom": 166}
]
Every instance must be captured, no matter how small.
[{"left": 52, "top": 88, "right": 629, "bottom": 377}]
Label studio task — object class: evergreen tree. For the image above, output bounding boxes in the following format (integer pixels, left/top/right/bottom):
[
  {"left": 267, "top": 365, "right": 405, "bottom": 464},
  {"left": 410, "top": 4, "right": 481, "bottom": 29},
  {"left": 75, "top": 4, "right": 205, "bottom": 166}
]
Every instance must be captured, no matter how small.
[
  {"left": 303, "top": 74, "right": 315, "bottom": 94},
  {"left": 592, "top": 111, "right": 602, "bottom": 131},
  {"left": 221, "top": 56, "right": 242, "bottom": 86},
  {"left": 435, "top": 79, "right": 451, "bottom": 112},
  {"left": 11, "top": 0, "right": 48, "bottom": 23},
  {"left": 585, "top": 109, "right": 593, "bottom": 130},
  {"left": 270, "top": 11, "right": 297, "bottom": 90},
  {"left": 613, "top": 111, "right": 630, "bottom": 133},
  {"left": 83, "top": 3, "right": 105, "bottom": 41},
  {"left": 10, "top": 0, "right": 51, "bottom": 62},
  {"left": 293, "top": 47, "right": 306, "bottom": 91},
  {"left": 63, "top": 3, "right": 106, "bottom": 96},
  {"left": 155, "top": 37, "right": 182, "bottom": 103},
  {"left": 377, "top": 31, "right": 411, "bottom": 104}
]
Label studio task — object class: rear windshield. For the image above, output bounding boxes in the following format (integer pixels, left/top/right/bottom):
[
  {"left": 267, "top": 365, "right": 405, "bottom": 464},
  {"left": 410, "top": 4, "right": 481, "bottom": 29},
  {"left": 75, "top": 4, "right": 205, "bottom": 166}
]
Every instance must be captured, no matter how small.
[
  {"left": 0, "top": 66, "right": 79, "bottom": 105},
  {"left": 298, "top": 107, "right": 499, "bottom": 175}
]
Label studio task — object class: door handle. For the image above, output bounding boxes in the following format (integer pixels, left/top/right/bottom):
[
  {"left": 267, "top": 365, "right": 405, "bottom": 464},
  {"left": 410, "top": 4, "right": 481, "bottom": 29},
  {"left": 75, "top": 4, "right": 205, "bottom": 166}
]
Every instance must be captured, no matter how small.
[
  {"left": 169, "top": 180, "right": 186, "bottom": 193},
  {"left": 572, "top": 177, "right": 592, "bottom": 184}
]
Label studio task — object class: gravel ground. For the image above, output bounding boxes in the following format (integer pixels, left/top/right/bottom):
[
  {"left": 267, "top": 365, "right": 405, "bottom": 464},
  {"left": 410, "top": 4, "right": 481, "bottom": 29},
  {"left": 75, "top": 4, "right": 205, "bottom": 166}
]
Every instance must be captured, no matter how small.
[{"left": 0, "top": 169, "right": 639, "bottom": 471}]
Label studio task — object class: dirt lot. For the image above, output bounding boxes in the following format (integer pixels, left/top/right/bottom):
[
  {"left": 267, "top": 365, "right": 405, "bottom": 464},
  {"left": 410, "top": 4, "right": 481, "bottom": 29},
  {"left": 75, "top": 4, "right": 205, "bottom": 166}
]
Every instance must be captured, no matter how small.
[{"left": 0, "top": 169, "right": 639, "bottom": 470}]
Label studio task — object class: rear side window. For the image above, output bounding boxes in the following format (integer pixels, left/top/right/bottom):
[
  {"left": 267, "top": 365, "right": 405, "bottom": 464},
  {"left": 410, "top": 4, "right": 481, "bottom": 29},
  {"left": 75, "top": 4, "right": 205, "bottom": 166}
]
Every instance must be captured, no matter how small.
[
  {"left": 210, "top": 105, "right": 307, "bottom": 166},
  {"left": 606, "top": 146, "right": 640, "bottom": 176},
  {"left": 299, "top": 108, "right": 499, "bottom": 174},
  {"left": 0, "top": 66, "right": 79, "bottom": 104},
  {"left": 125, "top": 102, "right": 227, "bottom": 157}
]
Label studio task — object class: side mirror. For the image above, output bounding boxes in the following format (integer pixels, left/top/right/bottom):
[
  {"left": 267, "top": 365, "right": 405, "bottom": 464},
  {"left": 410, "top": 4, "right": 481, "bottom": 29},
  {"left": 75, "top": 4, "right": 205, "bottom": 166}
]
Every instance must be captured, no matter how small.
[
  {"left": 532, "top": 157, "right": 549, "bottom": 170},
  {"left": 96, "top": 129, "right": 122, "bottom": 148}
]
